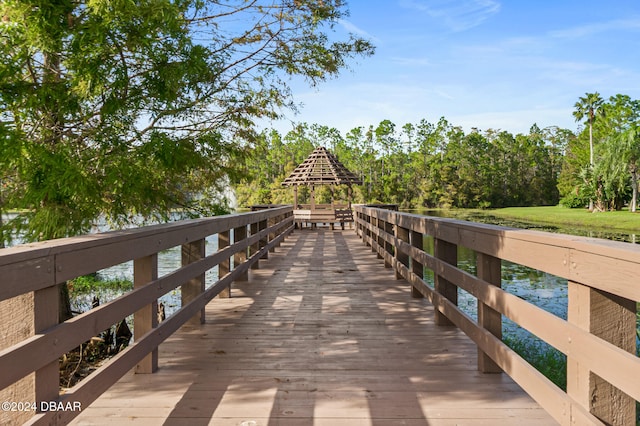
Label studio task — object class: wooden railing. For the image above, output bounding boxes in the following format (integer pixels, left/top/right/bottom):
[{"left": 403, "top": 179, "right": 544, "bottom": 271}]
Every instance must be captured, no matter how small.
[
  {"left": 354, "top": 205, "right": 639, "bottom": 426},
  {"left": 0, "top": 206, "right": 293, "bottom": 425}
]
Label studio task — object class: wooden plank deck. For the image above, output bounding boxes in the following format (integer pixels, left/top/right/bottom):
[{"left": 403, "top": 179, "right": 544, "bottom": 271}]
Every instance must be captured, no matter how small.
[{"left": 71, "top": 229, "right": 556, "bottom": 425}]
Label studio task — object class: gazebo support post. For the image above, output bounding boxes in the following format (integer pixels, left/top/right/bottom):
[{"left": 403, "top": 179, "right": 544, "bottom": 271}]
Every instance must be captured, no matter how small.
[
  {"left": 310, "top": 185, "right": 316, "bottom": 210},
  {"left": 293, "top": 185, "right": 299, "bottom": 210},
  {"left": 331, "top": 185, "right": 335, "bottom": 209}
]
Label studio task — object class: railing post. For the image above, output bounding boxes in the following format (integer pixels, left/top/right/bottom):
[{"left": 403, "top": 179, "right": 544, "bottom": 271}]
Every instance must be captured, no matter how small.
[
  {"left": 182, "top": 239, "right": 205, "bottom": 325},
  {"left": 567, "top": 283, "right": 636, "bottom": 424},
  {"left": 218, "top": 231, "right": 231, "bottom": 298},
  {"left": 477, "top": 253, "right": 502, "bottom": 373},
  {"left": 134, "top": 254, "right": 158, "bottom": 373},
  {"left": 374, "top": 216, "right": 383, "bottom": 257},
  {"left": 373, "top": 215, "right": 381, "bottom": 255},
  {"left": 410, "top": 230, "right": 424, "bottom": 299},
  {"left": 384, "top": 220, "right": 394, "bottom": 268},
  {"left": 0, "top": 294, "right": 36, "bottom": 424},
  {"left": 250, "top": 221, "right": 260, "bottom": 269},
  {"left": 362, "top": 211, "right": 368, "bottom": 243},
  {"left": 363, "top": 211, "right": 367, "bottom": 239},
  {"left": 395, "top": 225, "right": 410, "bottom": 280},
  {"left": 34, "top": 285, "right": 59, "bottom": 412},
  {"left": 234, "top": 225, "right": 249, "bottom": 281},
  {"left": 434, "top": 238, "right": 457, "bottom": 326},
  {"left": 268, "top": 216, "right": 276, "bottom": 253},
  {"left": 259, "top": 219, "right": 268, "bottom": 259},
  {"left": 0, "top": 294, "right": 37, "bottom": 425}
]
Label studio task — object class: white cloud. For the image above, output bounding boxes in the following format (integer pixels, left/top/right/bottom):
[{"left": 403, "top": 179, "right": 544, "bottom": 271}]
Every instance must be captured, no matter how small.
[
  {"left": 338, "top": 19, "right": 380, "bottom": 42},
  {"left": 400, "top": 0, "right": 501, "bottom": 31},
  {"left": 549, "top": 17, "right": 640, "bottom": 39}
]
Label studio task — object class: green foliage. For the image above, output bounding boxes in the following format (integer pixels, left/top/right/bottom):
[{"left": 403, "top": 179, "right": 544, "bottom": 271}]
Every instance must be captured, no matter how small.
[
  {"left": 0, "top": 0, "right": 374, "bottom": 244},
  {"left": 504, "top": 336, "right": 567, "bottom": 391},
  {"left": 68, "top": 274, "right": 133, "bottom": 296},
  {"left": 234, "top": 91, "right": 640, "bottom": 213},
  {"left": 565, "top": 94, "right": 640, "bottom": 211},
  {"left": 559, "top": 192, "right": 588, "bottom": 208},
  {"left": 235, "top": 119, "right": 564, "bottom": 209}
]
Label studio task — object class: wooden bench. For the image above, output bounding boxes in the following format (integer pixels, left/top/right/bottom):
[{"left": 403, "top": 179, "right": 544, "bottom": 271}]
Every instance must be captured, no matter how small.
[{"left": 294, "top": 208, "right": 354, "bottom": 230}]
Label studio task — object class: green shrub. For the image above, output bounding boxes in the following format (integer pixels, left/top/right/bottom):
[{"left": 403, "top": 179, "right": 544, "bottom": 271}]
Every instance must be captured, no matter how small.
[
  {"left": 504, "top": 336, "right": 567, "bottom": 391},
  {"left": 68, "top": 274, "right": 133, "bottom": 296},
  {"left": 559, "top": 193, "right": 588, "bottom": 209}
]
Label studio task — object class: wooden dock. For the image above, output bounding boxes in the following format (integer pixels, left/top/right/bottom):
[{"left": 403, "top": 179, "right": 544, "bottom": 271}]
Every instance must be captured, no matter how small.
[{"left": 71, "top": 229, "right": 555, "bottom": 425}]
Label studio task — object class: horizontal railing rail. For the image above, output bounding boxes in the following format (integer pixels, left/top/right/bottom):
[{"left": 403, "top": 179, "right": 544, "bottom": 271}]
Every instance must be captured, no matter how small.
[
  {"left": 354, "top": 205, "right": 639, "bottom": 426},
  {"left": 0, "top": 206, "right": 294, "bottom": 425}
]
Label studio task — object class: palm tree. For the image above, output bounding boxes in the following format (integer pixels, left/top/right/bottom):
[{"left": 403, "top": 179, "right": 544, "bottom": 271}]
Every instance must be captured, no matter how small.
[{"left": 573, "top": 92, "right": 605, "bottom": 210}]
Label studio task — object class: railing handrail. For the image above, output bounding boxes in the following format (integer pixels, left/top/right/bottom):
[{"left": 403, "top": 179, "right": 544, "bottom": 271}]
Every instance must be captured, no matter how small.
[
  {"left": 362, "top": 207, "right": 640, "bottom": 300},
  {"left": 0, "top": 206, "right": 292, "bottom": 300},
  {"left": 354, "top": 205, "right": 639, "bottom": 426},
  {"left": 0, "top": 206, "right": 294, "bottom": 425}
]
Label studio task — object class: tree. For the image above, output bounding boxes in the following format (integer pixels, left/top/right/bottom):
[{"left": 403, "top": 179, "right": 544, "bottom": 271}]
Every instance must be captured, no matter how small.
[
  {"left": 0, "top": 0, "right": 374, "bottom": 319},
  {"left": 573, "top": 92, "right": 605, "bottom": 210},
  {"left": 0, "top": 0, "right": 373, "bottom": 237},
  {"left": 594, "top": 95, "right": 640, "bottom": 210},
  {"left": 600, "top": 129, "right": 640, "bottom": 211}
]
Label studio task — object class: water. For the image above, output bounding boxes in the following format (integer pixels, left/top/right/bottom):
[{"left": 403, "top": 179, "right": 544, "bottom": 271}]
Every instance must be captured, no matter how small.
[
  {"left": 411, "top": 210, "right": 639, "bottom": 356},
  {"left": 73, "top": 235, "right": 222, "bottom": 318},
  {"left": 3, "top": 210, "right": 637, "bottom": 351},
  {"left": 1, "top": 213, "right": 223, "bottom": 318},
  {"left": 416, "top": 235, "right": 567, "bottom": 341}
]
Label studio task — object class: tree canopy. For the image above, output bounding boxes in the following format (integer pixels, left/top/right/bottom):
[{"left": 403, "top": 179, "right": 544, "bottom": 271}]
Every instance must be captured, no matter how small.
[
  {"left": 0, "top": 0, "right": 374, "bottom": 243},
  {"left": 235, "top": 93, "right": 640, "bottom": 214},
  {"left": 234, "top": 120, "right": 563, "bottom": 210}
]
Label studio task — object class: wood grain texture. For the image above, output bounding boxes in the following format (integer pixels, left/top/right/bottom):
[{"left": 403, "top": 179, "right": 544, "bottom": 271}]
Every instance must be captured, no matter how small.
[
  {"left": 355, "top": 206, "right": 638, "bottom": 425},
  {"left": 71, "top": 230, "right": 555, "bottom": 426}
]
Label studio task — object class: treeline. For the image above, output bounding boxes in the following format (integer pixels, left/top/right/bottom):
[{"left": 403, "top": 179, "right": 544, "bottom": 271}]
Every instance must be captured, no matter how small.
[
  {"left": 234, "top": 93, "right": 640, "bottom": 211},
  {"left": 234, "top": 119, "right": 565, "bottom": 209}
]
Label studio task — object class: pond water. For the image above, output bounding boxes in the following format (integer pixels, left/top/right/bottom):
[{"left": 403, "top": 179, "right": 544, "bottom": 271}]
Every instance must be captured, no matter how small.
[
  {"left": 417, "top": 236, "right": 568, "bottom": 344},
  {"left": 72, "top": 236, "right": 222, "bottom": 318},
  {"left": 3, "top": 211, "right": 638, "bottom": 352},
  {"left": 411, "top": 209, "right": 639, "bottom": 355}
]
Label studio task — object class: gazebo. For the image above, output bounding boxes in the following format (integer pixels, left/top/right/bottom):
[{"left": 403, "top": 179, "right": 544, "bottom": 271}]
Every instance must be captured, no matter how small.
[{"left": 281, "top": 146, "right": 362, "bottom": 228}]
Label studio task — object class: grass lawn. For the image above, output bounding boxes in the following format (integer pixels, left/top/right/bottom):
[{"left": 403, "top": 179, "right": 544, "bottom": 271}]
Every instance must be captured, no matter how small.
[{"left": 482, "top": 205, "right": 640, "bottom": 232}]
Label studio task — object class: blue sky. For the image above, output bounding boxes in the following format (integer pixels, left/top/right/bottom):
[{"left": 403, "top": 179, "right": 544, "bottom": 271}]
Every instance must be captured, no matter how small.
[{"left": 268, "top": 0, "right": 640, "bottom": 136}]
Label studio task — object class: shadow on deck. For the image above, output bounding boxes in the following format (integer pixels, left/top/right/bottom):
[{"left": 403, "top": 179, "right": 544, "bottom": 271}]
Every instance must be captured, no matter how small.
[{"left": 72, "top": 229, "right": 556, "bottom": 425}]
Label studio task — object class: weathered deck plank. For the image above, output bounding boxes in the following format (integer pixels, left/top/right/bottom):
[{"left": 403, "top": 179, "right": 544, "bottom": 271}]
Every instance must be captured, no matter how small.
[{"left": 71, "top": 229, "right": 556, "bottom": 425}]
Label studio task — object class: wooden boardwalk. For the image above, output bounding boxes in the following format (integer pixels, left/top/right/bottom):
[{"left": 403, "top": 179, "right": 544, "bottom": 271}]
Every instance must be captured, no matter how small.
[{"left": 71, "top": 229, "right": 556, "bottom": 425}]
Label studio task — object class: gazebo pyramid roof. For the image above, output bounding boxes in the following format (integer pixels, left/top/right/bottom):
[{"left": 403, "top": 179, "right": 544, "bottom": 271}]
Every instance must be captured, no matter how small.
[{"left": 281, "top": 146, "right": 362, "bottom": 186}]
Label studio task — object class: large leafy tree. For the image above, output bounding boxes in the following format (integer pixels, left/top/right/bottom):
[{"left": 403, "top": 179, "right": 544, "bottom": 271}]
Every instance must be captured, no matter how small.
[
  {"left": 599, "top": 128, "right": 640, "bottom": 211},
  {"left": 596, "top": 96, "right": 640, "bottom": 211},
  {"left": 0, "top": 0, "right": 373, "bottom": 240},
  {"left": 0, "top": 0, "right": 373, "bottom": 319}
]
